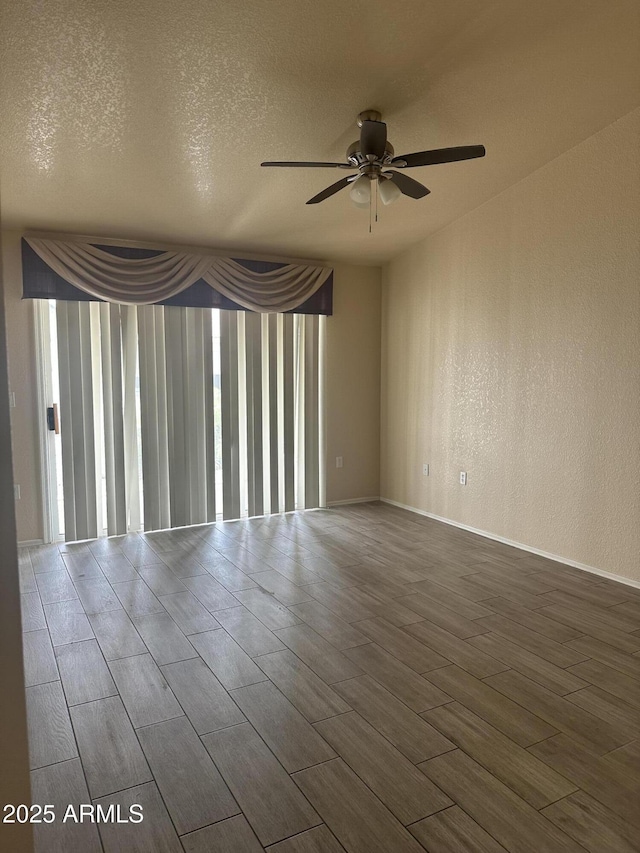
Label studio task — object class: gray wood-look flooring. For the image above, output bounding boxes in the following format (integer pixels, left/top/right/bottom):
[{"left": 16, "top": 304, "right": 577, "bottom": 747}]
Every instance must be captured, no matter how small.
[{"left": 20, "top": 502, "right": 640, "bottom": 852}]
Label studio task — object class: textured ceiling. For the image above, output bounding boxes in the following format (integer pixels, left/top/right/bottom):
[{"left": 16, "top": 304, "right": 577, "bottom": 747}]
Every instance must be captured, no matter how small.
[{"left": 1, "top": 0, "right": 638, "bottom": 264}]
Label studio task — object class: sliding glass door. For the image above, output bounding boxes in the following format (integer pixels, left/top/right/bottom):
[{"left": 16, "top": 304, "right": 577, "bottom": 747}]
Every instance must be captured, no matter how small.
[{"left": 36, "top": 300, "right": 325, "bottom": 542}]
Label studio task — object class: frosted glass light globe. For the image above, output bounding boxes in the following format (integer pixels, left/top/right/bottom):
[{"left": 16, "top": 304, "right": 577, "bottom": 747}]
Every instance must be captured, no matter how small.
[
  {"left": 379, "top": 177, "right": 402, "bottom": 206},
  {"left": 349, "top": 175, "right": 371, "bottom": 205}
]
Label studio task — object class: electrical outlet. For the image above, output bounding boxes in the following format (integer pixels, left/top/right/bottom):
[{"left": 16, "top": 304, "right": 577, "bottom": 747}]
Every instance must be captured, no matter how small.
[
  {"left": 336, "top": 456, "right": 343, "bottom": 469},
  {"left": 459, "top": 472, "right": 467, "bottom": 486},
  {"left": 9, "top": 391, "right": 15, "bottom": 408},
  {"left": 423, "top": 463, "right": 429, "bottom": 476},
  {"left": 14, "top": 484, "right": 21, "bottom": 500}
]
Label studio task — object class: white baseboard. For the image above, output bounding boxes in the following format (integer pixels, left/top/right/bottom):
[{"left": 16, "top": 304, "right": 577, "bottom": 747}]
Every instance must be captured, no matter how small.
[
  {"left": 18, "top": 539, "right": 44, "bottom": 547},
  {"left": 327, "top": 496, "right": 381, "bottom": 507},
  {"left": 380, "top": 498, "right": 640, "bottom": 591}
]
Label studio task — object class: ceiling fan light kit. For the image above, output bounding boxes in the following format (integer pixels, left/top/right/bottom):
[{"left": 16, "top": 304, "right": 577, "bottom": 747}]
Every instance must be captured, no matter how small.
[
  {"left": 378, "top": 177, "right": 402, "bottom": 206},
  {"left": 349, "top": 174, "right": 372, "bottom": 205},
  {"left": 261, "top": 110, "right": 486, "bottom": 218}
]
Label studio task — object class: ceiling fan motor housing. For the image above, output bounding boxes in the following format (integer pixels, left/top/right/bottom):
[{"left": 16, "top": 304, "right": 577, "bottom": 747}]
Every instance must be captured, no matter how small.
[{"left": 346, "top": 139, "right": 395, "bottom": 169}]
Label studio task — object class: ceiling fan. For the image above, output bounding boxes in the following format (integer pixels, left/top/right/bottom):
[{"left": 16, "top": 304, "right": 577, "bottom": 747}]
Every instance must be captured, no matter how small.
[{"left": 261, "top": 110, "right": 486, "bottom": 207}]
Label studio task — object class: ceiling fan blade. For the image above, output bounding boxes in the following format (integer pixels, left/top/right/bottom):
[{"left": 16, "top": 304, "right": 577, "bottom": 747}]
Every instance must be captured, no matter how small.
[
  {"left": 306, "top": 176, "right": 354, "bottom": 205},
  {"left": 261, "top": 161, "right": 351, "bottom": 168},
  {"left": 360, "top": 120, "right": 387, "bottom": 160},
  {"left": 392, "top": 145, "right": 486, "bottom": 168},
  {"left": 387, "top": 171, "right": 430, "bottom": 199}
]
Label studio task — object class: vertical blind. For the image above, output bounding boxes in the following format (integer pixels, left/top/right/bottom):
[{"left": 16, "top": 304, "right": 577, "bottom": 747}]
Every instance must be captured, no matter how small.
[{"left": 51, "top": 302, "right": 324, "bottom": 540}]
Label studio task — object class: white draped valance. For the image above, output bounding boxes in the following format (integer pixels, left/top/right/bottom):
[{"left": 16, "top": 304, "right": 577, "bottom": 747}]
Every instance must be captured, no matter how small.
[{"left": 24, "top": 236, "right": 332, "bottom": 313}]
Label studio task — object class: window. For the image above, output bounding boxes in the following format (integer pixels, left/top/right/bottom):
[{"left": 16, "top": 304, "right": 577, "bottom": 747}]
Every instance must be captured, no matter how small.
[{"left": 36, "top": 300, "right": 325, "bottom": 541}]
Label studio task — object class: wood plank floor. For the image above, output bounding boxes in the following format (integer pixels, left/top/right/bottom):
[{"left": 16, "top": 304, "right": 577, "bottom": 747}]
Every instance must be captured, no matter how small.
[{"left": 21, "top": 503, "right": 640, "bottom": 852}]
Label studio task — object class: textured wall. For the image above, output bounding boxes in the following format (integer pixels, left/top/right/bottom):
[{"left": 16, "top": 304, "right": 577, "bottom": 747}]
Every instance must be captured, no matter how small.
[
  {"left": 381, "top": 108, "right": 640, "bottom": 581},
  {"left": 1, "top": 231, "right": 43, "bottom": 542},
  {"left": 0, "top": 234, "right": 381, "bottom": 539},
  {"left": 325, "top": 264, "right": 381, "bottom": 504},
  {"left": 0, "top": 231, "right": 33, "bottom": 851}
]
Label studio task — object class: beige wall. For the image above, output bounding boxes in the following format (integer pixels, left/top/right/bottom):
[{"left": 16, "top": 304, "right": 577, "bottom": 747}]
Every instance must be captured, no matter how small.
[
  {"left": 0, "top": 231, "right": 33, "bottom": 852},
  {"left": 2, "top": 231, "right": 42, "bottom": 542},
  {"left": 0, "top": 235, "right": 381, "bottom": 540},
  {"left": 382, "top": 107, "right": 640, "bottom": 582},
  {"left": 325, "top": 264, "right": 381, "bottom": 504}
]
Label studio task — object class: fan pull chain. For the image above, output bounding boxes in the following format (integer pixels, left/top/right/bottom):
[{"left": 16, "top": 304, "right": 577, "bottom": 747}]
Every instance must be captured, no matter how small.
[
  {"left": 369, "top": 185, "right": 372, "bottom": 234},
  {"left": 375, "top": 179, "right": 378, "bottom": 223}
]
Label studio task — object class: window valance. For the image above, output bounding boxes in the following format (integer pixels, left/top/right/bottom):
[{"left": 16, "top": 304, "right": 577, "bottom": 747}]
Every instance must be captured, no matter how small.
[{"left": 21, "top": 236, "right": 333, "bottom": 315}]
